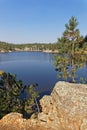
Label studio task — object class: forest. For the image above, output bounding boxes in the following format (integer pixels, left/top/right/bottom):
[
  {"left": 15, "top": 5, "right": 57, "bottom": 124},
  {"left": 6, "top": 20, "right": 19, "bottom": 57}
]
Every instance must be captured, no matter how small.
[{"left": 0, "top": 42, "right": 58, "bottom": 52}]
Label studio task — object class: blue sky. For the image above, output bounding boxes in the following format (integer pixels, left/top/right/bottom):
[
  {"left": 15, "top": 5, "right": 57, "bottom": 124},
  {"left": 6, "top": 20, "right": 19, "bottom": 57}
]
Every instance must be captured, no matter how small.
[{"left": 0, "top": 0, "right": 87, "bottom": 44}]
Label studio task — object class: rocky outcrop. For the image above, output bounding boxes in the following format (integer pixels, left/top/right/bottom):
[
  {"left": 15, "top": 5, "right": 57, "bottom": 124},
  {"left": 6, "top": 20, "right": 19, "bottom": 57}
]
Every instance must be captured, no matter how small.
[
  {"left": 0, "top": 81, "right": 87, "bottom": 130},
  {"left": 0, "top": 113, "right": 26, "bottom": 130},
  {"left": 0, "top": 112, "right": 55, "bottom": 130},
  {"left": 38, "top": 81, "right": 87, "bottom": 130}
]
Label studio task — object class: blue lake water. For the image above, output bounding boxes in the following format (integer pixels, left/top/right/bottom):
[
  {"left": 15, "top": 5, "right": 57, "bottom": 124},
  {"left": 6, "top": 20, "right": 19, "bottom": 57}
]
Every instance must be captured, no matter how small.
[
  {"left": 0, "top": 52, "right": 87, "bottom": 95},
  {"left": 0, "top": 52, "right": 58, "bottom": 95}
]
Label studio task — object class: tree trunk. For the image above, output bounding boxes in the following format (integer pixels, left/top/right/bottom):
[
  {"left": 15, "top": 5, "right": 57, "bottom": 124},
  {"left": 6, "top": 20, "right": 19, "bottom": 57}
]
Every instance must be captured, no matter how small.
[
  {"left": 35, "top": 98, "right": 40, "bottom": 113},
  {"left": 72, "top": 42, "right": 75, "bottom": 58},
  {"left": 71, "top": 55, "right": 75, "bottom": 83}
]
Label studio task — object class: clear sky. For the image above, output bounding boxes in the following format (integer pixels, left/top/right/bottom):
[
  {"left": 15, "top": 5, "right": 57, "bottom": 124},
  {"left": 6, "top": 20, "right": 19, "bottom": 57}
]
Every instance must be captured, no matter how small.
[{"left": 0, "top": 0, "right": 87, "bottom": 44}]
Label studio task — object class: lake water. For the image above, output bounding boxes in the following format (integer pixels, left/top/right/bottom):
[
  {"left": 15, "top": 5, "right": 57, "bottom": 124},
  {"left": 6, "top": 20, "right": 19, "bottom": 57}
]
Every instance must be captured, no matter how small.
[
  {"left": 0, "top": 52, "right": 58, "bottom": 95},
  {"left": 0, "top": 52, "right": 87, "bottom": 96}
]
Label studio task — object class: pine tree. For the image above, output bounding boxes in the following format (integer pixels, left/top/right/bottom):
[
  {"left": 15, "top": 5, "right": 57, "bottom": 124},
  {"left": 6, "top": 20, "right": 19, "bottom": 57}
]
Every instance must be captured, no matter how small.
[{"left": 57, "top": 16, "right": 83, "bottom": 56}]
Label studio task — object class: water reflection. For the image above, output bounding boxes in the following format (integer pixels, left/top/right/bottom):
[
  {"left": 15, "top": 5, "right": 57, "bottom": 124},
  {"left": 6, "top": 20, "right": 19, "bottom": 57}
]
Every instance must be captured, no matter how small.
[
  {"left": 0, "top": 52, "right": 54, "bottom": 63},
  {"left": 1, "top": 51, "right": 87, "bottom": 95},
  {"left": 54, "top": 54, "right": 87, "bottom": 83}
]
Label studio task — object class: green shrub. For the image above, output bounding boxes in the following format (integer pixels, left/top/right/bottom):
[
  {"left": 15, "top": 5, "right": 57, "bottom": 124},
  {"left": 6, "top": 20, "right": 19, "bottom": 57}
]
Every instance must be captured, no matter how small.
[{"left": 0, "top": 72, "right": 39, "bottom": 119}]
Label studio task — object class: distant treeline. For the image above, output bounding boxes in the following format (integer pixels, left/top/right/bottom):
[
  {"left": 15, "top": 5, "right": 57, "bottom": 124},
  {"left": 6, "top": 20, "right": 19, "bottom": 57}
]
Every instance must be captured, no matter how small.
[
  {"left": 0, "top": 35, "right": 87, "bottom": 53},
  {"left": 0, "top": 41, "right": 58, "bottom": 52}
]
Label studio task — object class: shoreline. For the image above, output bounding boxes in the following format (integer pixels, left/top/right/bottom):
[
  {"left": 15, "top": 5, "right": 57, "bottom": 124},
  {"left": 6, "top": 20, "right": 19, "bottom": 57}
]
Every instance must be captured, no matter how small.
[
  {"left": 0, "top": 49, "right": 87, "bottom": 55},
  {"left": 0, "top": 49, "right": 59, "bottom": 54}
]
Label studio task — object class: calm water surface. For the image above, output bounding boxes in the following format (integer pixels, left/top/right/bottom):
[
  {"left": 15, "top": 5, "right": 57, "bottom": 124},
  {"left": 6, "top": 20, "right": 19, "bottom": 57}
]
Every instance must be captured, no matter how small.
[
  {"left": 0, "top": 52, "right": 58, "bottom": 95},
  {"left": 0, "top": 52, "right": 87, "bottom": 95}
]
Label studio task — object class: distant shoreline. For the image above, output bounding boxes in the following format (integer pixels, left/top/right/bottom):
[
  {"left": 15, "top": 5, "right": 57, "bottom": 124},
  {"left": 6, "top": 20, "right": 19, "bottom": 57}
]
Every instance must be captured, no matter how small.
[
  {"left": 0, "top": 49, "right": 59, "bottom": 54},
  {"left": 1, "top": 49, "right": 87, "bottom": 55}
]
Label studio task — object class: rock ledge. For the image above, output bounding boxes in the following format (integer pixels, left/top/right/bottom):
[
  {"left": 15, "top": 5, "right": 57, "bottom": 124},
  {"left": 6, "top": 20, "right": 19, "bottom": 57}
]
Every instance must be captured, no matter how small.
[{"left": 0, "top": 81, "right": 87, "bottom": 130}]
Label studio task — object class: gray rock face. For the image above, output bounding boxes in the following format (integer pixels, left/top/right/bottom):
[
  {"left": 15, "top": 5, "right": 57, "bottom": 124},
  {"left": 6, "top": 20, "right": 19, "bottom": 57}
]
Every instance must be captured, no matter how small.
[{"left": 38, "top": 81, "right": 87, "bottom": 130}]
